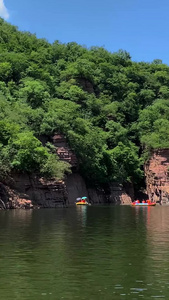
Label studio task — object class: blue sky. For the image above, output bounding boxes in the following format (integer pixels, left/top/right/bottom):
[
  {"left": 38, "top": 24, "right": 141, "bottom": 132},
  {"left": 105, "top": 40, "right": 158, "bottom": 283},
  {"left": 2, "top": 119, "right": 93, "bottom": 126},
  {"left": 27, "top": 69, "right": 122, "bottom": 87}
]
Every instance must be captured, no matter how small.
[{"left": 2, "top": 0, "right": 169, "bottom": 64}]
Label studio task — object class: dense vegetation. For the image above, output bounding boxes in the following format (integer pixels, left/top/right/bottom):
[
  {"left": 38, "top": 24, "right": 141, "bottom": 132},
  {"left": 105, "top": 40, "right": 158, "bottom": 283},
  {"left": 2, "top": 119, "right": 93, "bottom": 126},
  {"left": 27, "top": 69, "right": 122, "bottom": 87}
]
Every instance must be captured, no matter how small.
[{"left": 0, "top": 18, "right": 169, "bottom": 188}]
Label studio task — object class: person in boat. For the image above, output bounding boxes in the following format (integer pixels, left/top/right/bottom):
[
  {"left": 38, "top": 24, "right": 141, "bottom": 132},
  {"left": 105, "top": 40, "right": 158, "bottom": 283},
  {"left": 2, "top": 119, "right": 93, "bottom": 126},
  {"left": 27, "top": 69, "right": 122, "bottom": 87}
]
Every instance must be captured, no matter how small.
[
  {"left": 76, "top": 197, "right": 82, "bottom": 203},
  {"left": 76, "top": 196, "right": 88, "bottom": 204},
  {"left": 81, "top": 197, "right": 88, "bottom": 203}
]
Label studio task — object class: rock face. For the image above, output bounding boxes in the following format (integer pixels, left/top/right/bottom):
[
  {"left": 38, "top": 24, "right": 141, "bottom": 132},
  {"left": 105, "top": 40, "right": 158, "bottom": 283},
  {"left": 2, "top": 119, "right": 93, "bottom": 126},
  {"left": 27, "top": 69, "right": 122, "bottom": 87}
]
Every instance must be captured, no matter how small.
[
  {"left": 52, "top": 134, "right": 78, "bottom": 169},
  {"left": 109, "top": 183, "right": 134, "bottom": 205},
  {"left": 0, "top": 134, "right": 134, "bottom": 208},
  {"left": 0, "top": 174, "right": 67, "bottom": 209},
  {"left": 0, "top": 173, "right": 133, "bottom": 209},
  {"left": 0, "top": 181, "right": 34, "bottom": 209},
  {"left": 65, "top": 174, "right": 133, "bottom": 205},
  {"left": 12, "top": 174, "right": 67, "bottom": 208},
  {"left": 145, "top": 149, "right": 169, "bottom": 204}
]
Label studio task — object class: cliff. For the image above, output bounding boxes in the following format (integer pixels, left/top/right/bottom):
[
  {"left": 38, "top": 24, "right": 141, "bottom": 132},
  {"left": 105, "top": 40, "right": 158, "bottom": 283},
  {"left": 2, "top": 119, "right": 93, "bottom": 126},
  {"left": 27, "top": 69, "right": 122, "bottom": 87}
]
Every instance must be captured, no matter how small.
[
  {"left": 145, "top": 149, "right": 169, "bottom": 204},
  {"left": 0, "top": 134, "right": 134, "bottom": 208}
]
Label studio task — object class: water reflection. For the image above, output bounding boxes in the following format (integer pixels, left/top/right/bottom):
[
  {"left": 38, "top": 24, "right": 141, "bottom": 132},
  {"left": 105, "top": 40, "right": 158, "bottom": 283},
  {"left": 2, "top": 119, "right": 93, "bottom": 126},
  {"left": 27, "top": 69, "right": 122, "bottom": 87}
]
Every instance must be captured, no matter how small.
[
  {"left": 144, "top": 207, "right": 169, "bottom": 299},
  {"left": 0, "top": 207, "right": 169, "bottom": 299},
  {"left": 76, "top": 205, "right": 87, "bottom": 227}
]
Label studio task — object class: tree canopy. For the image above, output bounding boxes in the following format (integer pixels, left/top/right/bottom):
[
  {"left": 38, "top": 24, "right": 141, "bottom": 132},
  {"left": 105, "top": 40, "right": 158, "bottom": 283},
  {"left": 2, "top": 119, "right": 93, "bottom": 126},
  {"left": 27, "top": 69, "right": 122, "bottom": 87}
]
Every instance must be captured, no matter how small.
[{"left": 0, "top": 18, "right": 168, "bottom": 187}]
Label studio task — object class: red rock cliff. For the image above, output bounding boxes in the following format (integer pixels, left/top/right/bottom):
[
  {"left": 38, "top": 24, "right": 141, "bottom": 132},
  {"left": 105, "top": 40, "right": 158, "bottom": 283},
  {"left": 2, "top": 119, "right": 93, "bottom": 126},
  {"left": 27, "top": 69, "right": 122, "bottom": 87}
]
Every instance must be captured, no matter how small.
[{"left": 145, "top": 149, "right": 169, "bottom": 204}]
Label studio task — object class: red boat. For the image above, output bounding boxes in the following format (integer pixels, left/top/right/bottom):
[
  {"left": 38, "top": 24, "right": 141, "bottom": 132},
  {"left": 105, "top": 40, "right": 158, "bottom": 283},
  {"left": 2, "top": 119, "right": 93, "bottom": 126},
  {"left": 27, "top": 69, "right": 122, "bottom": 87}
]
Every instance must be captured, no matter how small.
[{"left": 131, "top": 200, "right": 156, "bottom": 206}]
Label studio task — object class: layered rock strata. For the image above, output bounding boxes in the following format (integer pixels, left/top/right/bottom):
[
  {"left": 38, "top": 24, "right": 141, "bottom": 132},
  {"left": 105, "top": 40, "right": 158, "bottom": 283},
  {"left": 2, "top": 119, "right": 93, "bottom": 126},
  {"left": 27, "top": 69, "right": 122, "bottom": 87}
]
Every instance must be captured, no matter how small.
[{"left": 145, "top": 149, "right": 169, "bottom": 204}]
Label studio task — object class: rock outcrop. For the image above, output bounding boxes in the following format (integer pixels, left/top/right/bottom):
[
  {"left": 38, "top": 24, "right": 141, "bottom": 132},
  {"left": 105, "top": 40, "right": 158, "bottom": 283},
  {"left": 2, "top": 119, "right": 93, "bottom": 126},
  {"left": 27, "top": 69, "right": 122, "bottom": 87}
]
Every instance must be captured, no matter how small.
[
  {"left": 52, "top": 134, "right": 78, "bottom": 169},
  {"left": 109, "top": 183, "right": 134, "bottom": 205},
  {"left": 0, "top": 174, "right": 67, "bottom": 209},
  {"left": 0, "top": 181, "right": 33, "bottom": 209},
  {"left": 145, "top": 149, "right": 169, "bottom": 204}
]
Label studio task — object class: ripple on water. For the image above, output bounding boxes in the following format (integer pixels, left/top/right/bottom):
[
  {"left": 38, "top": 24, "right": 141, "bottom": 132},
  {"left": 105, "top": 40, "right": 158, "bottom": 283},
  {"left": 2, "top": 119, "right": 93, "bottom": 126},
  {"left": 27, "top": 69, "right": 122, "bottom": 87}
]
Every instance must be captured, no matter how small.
[{"left": 0, "top": 207, "right": 169, "bottom": 299}]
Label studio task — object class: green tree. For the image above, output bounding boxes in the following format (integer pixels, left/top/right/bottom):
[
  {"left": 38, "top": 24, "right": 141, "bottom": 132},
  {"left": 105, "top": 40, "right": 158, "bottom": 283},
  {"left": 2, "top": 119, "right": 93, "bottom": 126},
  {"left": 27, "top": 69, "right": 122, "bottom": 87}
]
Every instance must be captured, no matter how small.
[
  {"left": 106, "top": 142, "right": 143, "bottom": 183},
  {"left": 9, "top": 132, "right": 49, "bottom": 173},
  {"left": 19, "top": 79, "right": 50, "bottom": 108}
]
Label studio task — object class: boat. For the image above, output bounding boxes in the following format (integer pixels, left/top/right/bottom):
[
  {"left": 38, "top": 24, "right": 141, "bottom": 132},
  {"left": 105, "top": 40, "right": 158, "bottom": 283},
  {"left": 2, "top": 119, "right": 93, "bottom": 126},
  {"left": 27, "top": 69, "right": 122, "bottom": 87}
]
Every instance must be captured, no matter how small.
[
  {"left": 75, "top": 197, "right": 90, "bottom": 206},
  {"left": 76, "top": 200, "right": 89, "bottom": 205},
  {"left": 131, "top": 200, "right": 156, "bottom": 206}
]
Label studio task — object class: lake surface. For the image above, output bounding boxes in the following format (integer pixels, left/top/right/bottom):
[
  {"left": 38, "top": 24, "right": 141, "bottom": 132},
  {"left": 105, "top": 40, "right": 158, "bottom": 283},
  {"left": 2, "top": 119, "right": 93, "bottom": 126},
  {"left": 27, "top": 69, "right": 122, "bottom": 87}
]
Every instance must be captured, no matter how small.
[{"left": 0, "top": 206, "right": 169, "bottom": 300}]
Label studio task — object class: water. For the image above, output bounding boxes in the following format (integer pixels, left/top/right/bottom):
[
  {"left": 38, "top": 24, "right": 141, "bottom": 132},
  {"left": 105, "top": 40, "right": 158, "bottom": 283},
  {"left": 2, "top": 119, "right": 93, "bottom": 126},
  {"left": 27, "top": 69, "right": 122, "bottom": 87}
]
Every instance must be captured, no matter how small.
[{"left": 0, "top": 206, "right": 169, "bottom": 299}]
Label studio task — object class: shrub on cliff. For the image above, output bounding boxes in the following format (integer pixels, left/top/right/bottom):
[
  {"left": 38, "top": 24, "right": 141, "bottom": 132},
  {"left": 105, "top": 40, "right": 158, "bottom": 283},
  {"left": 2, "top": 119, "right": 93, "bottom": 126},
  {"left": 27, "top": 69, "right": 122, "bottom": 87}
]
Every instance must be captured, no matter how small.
[
  {"left": 40, "top": 154, "right": 71, "bottom": 179},
  {"left": 3, "top": 132, "right": 70, "bottom": 180}
]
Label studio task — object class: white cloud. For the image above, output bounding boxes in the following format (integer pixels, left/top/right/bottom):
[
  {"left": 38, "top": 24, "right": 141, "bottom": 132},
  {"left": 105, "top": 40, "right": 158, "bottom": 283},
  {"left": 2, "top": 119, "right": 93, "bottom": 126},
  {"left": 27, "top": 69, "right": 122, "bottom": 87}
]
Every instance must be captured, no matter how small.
[{"left": 0, "top": 0, "right": 9, "bottom": 20}]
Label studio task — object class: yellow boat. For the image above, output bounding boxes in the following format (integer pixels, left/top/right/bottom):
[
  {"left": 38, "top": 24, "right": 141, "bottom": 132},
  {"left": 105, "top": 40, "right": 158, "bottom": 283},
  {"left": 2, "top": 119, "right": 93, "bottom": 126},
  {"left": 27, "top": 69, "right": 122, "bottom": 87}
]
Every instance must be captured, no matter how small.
[
  {"left": 76, "top": 200, "right": 89, "bottom": 205},
  {"left": 75, "top": 197, "right": 89, "bottom": 206}
]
